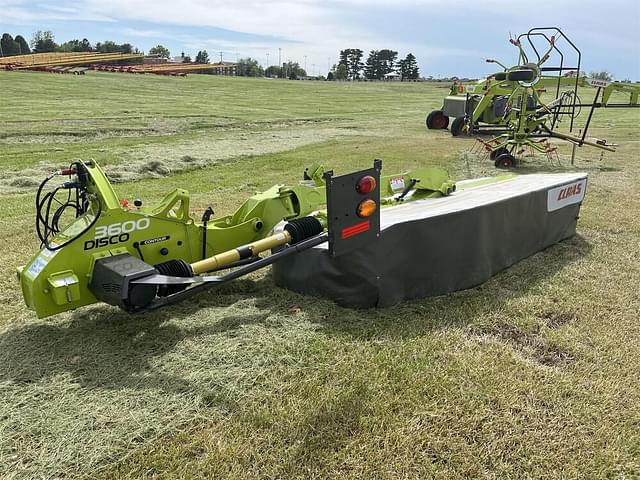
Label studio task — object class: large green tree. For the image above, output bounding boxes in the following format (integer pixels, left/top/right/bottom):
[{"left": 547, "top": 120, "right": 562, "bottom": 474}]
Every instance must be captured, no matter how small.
[
  {"left": 265, "top": 65, "right": 280, "bottom": 77},
  {"left": 589, "top": 70, "right": 613, "bottom": 81},
  {"left": 364, "top": 49, "right": 398, "bottom": 80},
  {"left": 149, "top": 45, "right": 171, "bottom": 58},
  {"left": 236, "top": 57, "right": 264, "bottom": 77},
  {"left": 119, "top": 43, "right": 133, "bottom": 54},
  {"left": 195, "top": 50, "right": 209, "bottom": 64},
  {"left": 339, "top": 48, "right": 364, "bottom": 80},
  {"left": 364, "top": 50, "right": 379, "bottom": 80},
  {"left": 398, "top": 53, "right": 419, "bottom": 80},
  {"left": 334, "top": 63, "right": 348, "bottom": 80},
  {"left": 58, "top": 38, "right": 93, "bottom": 52},
  {"left": 14, "top": 35, "right": 30, "bottom": 54},
  {"left": 283, "top": 61, "right": 305, "bottom": 79},
  {"left": 31, "top": 30, "right": 57, "bottom": 53},
  {"left": 378, "top": 49, "right": 398, "bottom": 77},
  {"left": 1, "top": 33, "right": 21, "bottom": 56}
]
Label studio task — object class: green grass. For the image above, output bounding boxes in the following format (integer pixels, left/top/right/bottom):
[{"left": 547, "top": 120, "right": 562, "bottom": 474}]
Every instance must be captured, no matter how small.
[{"left": 0, "top": 71, "right": 639, "bottom": 479}]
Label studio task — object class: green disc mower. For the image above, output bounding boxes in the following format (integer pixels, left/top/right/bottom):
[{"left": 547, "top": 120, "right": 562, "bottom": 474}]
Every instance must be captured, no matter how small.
[{"left": 18, "top": 159, "right": 455, "bottom": 319}]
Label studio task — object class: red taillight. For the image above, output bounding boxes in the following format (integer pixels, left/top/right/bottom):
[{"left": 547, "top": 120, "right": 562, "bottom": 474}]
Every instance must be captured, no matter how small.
[
  {"left": 357, "top": 199, "right": 377, "bottom": 218},
  {"left": 356, "top": 175, "right": 377, "bottom": 194}
]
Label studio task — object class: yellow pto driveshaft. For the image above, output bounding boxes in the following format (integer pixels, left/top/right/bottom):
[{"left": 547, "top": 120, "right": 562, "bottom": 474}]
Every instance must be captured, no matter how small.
[{"left": 190, "top": 230, "right": 293, "bottom": 274}]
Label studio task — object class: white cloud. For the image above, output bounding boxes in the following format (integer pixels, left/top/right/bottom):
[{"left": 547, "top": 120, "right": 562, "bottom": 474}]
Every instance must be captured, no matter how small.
[{"left": 1, "top": 0, "right": 638, "bottom": 77}]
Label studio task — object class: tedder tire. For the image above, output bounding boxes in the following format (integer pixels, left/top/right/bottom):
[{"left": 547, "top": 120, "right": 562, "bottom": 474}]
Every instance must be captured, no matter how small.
[
  {"left": 489, "top": 147, "right": 509, "bottom": 160},
  {"left": 507, "top": 69, "right": 535, "bottom": 82},
  {"left": 426, "top": 110, "right": 450, "bottom": 129},
  {"left": 495, "top": 153, "right": 517, "bottom": 168},
  {"left": 450, "top": 116, "right": 467, "bottom": 137}
]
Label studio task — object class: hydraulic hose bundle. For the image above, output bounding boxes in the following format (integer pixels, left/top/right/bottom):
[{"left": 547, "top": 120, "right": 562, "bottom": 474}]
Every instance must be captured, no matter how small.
[{"left": 35, "top": 162, "right": 100, "bottom": 250}]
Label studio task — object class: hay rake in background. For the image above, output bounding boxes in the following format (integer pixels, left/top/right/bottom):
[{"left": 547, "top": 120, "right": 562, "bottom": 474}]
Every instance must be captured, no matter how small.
[{"left": 427, "top": 27, "right": 639, "bottom": 168}]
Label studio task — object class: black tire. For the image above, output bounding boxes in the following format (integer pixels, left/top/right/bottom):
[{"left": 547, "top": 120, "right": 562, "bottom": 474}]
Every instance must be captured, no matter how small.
[
  {"left": 494, "top": 72, "right": 507, "bottom": 81},
  {"left": 450, "top": 116, "right": 467, "bottom": 137},
  {"left": 507, "top": 69, "right": 535, "bottom": 82},
  {"left": 495, "top": 153, "right": 517, "bottom": 169},
  {"left": 489, "top": 147, "right": 509, "bottom": 160},
  {"left": 426, "top": 110, "right": 449, "bottom": 129}
]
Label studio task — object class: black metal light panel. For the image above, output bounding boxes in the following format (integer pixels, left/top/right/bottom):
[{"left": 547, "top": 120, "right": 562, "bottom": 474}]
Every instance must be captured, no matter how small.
[{"left": 324, "top": 159, "right": 381, "bottom": 257}]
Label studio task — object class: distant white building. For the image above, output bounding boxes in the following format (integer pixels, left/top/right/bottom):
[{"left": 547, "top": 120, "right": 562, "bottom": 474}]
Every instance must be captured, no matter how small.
[{"left": 384, "top": 72, "right": 401, "bottom": 81}]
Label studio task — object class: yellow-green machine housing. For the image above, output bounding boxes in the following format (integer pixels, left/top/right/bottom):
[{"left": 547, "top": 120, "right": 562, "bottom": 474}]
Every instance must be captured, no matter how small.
[{"left": 19, "top": 160, "right": 455, "bottom": 318}]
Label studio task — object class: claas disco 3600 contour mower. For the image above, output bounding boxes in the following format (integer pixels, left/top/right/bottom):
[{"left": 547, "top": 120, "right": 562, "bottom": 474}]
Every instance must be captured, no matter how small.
[{"left": 18, "top": 159, "right": 455, "bottom": 318}]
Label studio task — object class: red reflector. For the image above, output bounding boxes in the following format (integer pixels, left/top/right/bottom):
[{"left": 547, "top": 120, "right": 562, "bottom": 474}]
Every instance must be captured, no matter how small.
[
  {"left": 341, "top": 220, "right": 370, "bottom": 239},
  {"left": 356, "top": 175, "right": 377, "bottom": 194}
]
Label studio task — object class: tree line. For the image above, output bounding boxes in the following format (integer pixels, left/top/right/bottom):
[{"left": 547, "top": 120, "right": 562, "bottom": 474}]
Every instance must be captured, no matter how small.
[
  {"left": 2, "top": 30, "right": 423, "bottom": 81},
  {"left": 0, "top": 30, "right": 257, "bottom": 74},
  {"left": 0, "top": 30, "right": 139, "bottom": 56},
  {"left": 234, "top": 59, "right": 307, "bottom": 78},
  {"left": 0, "top": 30, "right": 218, "bottom": 68},
  {"left": 331, "top": 48, "right": 420, "bottom": 81}
]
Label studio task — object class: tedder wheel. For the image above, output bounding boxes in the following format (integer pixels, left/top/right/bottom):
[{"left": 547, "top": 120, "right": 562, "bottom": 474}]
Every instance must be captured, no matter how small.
[
  {"left": 426, "top": 110, "right": 450, "bottom": 129},
  {"left": 489, "top": 147, "right": 509, "bottom": 160},
  {"left": 495, "top": 153, "right": 517, "bottom": 169},
  {"left": 450, "top": 116, "right": 467, "bottom": 137}
]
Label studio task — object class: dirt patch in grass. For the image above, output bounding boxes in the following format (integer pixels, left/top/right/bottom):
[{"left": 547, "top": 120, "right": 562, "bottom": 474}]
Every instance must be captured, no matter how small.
[
  {"left": 538, "top": 311, "right": 577, "bottom": 329},
  {"left": 470, "top": 322, "right": 576, "bottom": 367}
]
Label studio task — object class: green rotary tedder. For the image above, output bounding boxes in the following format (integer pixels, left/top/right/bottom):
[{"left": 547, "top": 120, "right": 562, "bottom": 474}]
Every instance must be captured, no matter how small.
[{"left": 426, "top": 27, "right": 639, "bottom": 168}]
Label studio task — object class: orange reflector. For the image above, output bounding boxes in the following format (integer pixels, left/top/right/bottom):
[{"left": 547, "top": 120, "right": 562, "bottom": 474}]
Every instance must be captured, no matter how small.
[
  {"left": 357, "top": 199, "right": 377, "bottom": 218},
  {"left": 356, "top": 175, "right": 377, "bottom": 194},
  {"left": 341, "top": 220, "right": 370, "bottom": 239}
]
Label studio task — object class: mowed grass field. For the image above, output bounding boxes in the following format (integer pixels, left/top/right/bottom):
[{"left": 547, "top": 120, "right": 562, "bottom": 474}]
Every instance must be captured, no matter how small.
[{"left": 0, "top": 70, "right": 638, "bottom": 479}]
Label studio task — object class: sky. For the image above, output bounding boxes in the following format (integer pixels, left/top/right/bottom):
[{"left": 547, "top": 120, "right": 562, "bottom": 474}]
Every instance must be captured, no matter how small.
[{"left": 2, "top": 0, "right": 639, "bottom": 79}]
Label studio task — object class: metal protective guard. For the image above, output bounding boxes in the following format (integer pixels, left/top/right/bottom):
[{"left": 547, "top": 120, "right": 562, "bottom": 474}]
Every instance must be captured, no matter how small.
[
  {"left": 324, "top": 159, "right": 381, "bottom": 257},
  {"left": 273, "top": 174, "right": 587, "bottom": 308}
]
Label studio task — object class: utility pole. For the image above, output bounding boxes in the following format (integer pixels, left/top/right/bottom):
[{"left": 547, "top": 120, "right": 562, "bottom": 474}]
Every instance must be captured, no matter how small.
[{"left": 219, "top": 51, "right": 223, "bottom": 64}]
